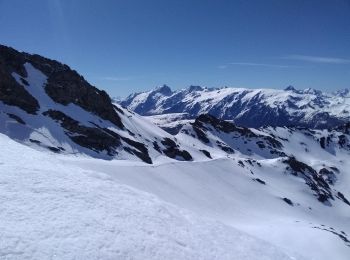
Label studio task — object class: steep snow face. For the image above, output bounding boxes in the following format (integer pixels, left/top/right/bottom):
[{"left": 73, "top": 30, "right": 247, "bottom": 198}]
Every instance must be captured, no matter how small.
[
  {"left": 0, "top": 133, "right": 301, "bottom": 260},
  {"left": 119, "top": 85, "right": 350, "bottom": 129}
]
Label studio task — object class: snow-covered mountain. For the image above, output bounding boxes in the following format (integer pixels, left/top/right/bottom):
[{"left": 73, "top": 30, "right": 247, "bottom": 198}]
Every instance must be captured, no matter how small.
[
  {"left": 1, "top": 44, "right": 350, "bottom": 259},
  {"left": 119, "top": 84, "right": 350, "bottom": 129},
  {"left": 0, "top": 45, "right": 199, "bottom": 164}
]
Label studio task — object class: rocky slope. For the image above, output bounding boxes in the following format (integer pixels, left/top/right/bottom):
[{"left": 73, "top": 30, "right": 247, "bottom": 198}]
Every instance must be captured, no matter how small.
[
  {"left": 119, "top": 84, "right": 350, "bottom": 129},
  {"left": 177, "top": 114, "right": 350, "bottom": 207},
  {"left": 0, "top": 45, "right": 197, "bottom": 163}
]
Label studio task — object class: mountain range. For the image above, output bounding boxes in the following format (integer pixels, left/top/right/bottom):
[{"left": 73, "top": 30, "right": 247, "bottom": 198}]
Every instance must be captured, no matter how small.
[
  {"left": 119, "top": 84, "right": 350, "bottom": 130},
  {"left": 0, "top": 44, "right": 349, "bottom": 260}
]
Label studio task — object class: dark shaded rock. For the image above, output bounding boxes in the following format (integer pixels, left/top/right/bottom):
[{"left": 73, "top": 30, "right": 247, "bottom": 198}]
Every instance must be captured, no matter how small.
[
  {"left": 256, "top": 141, "right": 265, "bottom": 149},
  {"left": 0, "top": 46, "right": 40, "bottom": 114},
  {"left": 282, "top": 197, "right": 293, "bottom": 206},
  {"left": 43, "top": 109, "right": 152, "bottom": 163},
  {"left": 238, "top": 160, "right": 245, "bottom": 167},
  {"left": 254, "top": 178, "right": 266, "bottom": 185},
  {"left": 161, "top": 138, "right": 193, "bottom": 161},
  {"left": 283, "top": 157, "right": 334, "bottom": 204},
  {"left": 153, "top": 141, "right": 161, "bottom": 153},
  {"left": 20, "top": 77, "right": 29, "bottom": 86},
  {"left": 329, "top": 166, "right": 340, "bottom": 173},
  {"left": 320, "top": 137, "right": 326, "bottom": 149},
  {"left": 29, "top": 139, "right": 41, "bottom": 144},
  {"left": 337, "top": 192, "right": 350, "bottom": 206},
  {"left": 192, "top": 125, "right": 210, "bottom": 143},
  {"left": 43, "top": 109, "right": 122, "bottom": 156},
  {"left": 120, "top": 136, "right": 152, "bottom": 164},
  {"left": 7, "top": 113, "right": 25, "bottom": 124},
  {"left": 200, "top": 149, "right": 212, "bottom": 158},
  {"left": 47, "top": 146, "right": 62, "bottom": 153}
]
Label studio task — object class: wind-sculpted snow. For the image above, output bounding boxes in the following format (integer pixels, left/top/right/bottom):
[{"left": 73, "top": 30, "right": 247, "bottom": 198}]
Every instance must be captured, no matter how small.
[{"left": 119, "top": 85, "right": 350, "bottom": 129}]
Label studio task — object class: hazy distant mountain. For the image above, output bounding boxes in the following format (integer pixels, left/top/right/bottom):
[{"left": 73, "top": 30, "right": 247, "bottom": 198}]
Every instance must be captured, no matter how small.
[{"left": 119, "top": 84, "right": 350, "bottom": 129}]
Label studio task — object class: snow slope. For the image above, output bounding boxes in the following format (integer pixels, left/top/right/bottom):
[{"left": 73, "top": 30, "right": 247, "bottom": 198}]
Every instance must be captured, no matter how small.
[{"left": 0, "top": 133, "right": 300, "bottom": 260}]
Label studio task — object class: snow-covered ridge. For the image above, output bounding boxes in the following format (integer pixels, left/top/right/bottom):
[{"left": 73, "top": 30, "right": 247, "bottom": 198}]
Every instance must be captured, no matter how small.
[{"left": 119, "top": 85, "right": 350, "bottom": 129}]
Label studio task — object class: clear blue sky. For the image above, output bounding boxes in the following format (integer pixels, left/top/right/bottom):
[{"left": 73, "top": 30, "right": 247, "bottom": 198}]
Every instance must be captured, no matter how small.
[{"left": 0, "top": 0, "right": 349, "bottom": 97}]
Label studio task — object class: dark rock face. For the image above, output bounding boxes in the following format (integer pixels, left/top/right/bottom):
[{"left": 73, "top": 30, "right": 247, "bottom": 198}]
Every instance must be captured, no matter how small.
[
  {"left": 161, "top": 138, "right": 193, "bottom": 161},
  {"left": 0, "top": 46, "right": 40, "bottom": 114},
  {"left": 254, "top": 178, "right": 266, "bottom": 185},
  {"left": 199, "top": 149, "right": 212, "bottom": 158},
  {"left": 337, "top": 192, "right": 350, "bottom": 206},
  {"left": 43, "top": 65, "right": 123, "bottom": 128},
  {"left": 43, "top": 109, "right": 152, "bottom": 163},
  {"left": 7, "top": 113, "right": 25, "bottom": 124},
  {"left": 282, "top": 197, "right": 293, "bottom": 206},
  {"left": 0, "top": 44, "right": 123, "bottom": 128},
  {"left": 43, "top": 109, "right": 121, "bottom": 156},
  {"left": 283, "top": 157, "right": 334, "bottom": 204}
]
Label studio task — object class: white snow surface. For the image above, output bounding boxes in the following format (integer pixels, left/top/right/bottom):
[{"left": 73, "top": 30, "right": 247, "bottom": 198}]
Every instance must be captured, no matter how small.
[{"left": 0, "top": 134, "right": 301, "bottom": 260}]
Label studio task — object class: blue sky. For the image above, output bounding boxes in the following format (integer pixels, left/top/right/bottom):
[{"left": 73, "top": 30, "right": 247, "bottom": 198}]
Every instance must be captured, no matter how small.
[{"left": 0, "top": 0, "right": 349, "bottom": 97}]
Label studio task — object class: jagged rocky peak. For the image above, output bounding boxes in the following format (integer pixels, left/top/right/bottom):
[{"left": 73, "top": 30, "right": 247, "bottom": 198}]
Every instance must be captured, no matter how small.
[
  {"left": 0, "top": 44, "right": 123, "bottom": 128},
  {"left": 153, "top": 84, "right": 172, "bottom": 96},
  {"left": 284, "top": 85, "right": 296, "bottom": 91}
]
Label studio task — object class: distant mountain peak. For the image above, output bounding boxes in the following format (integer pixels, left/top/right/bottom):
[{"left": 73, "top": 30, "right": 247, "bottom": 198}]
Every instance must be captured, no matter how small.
[
  {"left": 153, "top": 84, "right": 172, "bottom": 95},
  {"left": 284, "top": 85, "right": 296, "bottom": 91}
]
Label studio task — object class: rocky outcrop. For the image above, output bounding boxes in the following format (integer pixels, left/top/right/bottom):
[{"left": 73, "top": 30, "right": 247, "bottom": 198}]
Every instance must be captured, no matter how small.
[
  {"left": 0, "top": 44, "right": 123, "bottom": 128},
  {"left": 0, "top": 45, "right": 39, "bottom": 114},
  {"left": 161, "top": 138, "right": 193, "bottom": 161},
  {"left": 43, "top": 109, "right": 152, "bottom": 163},
  {"left": 283, "top": 157, "right": 334, "bottom": 204}
]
